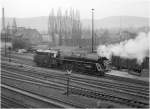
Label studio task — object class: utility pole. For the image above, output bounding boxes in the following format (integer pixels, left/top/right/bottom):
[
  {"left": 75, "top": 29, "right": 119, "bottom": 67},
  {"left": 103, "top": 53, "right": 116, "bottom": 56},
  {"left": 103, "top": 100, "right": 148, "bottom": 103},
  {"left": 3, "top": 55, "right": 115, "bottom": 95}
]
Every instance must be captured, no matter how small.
[
  {"left": 2, "top": 8, "right": 5, "bottom": 31},
  {"left": 2, "top": 8, "right": 7, "bottom": 56},
  {"left": 91, "top": 9, "right": 94, "bottom": 53}
]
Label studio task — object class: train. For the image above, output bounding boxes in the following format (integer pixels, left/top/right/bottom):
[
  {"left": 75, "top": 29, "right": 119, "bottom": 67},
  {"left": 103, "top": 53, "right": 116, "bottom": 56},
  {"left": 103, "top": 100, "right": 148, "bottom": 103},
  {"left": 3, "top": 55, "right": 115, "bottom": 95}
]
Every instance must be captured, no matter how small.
[
  {"left": 111, "top": 55, "right": 149, "bottom": 75},
  {"left": 33, "top": 49, "right": 111, "bottom": 76},
  {"left": 33, "top": 49, "right": 149, "bottom": 76}
]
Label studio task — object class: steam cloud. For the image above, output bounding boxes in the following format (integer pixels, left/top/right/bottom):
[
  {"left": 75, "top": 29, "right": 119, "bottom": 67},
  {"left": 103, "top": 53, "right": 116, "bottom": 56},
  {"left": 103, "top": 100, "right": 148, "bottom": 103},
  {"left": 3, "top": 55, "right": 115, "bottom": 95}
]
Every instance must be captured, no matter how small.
[{"left": 97, "top": 32, "right": 150, "bottom": 64}]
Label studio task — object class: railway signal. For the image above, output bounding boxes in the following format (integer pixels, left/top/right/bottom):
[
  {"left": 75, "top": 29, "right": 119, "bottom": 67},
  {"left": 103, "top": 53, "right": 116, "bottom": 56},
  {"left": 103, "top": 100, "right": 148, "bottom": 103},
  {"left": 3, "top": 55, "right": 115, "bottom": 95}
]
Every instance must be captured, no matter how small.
[
  {"left": 8, "top": 46, "right": 11, "bottom": 62},
  {"left": 66, "top": 68, "right": 72, "bottom": 96}
]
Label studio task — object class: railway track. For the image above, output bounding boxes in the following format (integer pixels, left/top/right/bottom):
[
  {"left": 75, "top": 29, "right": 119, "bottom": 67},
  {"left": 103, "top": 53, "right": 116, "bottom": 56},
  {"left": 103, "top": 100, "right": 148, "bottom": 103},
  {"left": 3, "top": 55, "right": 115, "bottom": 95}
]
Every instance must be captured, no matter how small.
[
  {"left": 1, "top": 55, "right": 35, "bottom": 66},
  {"left": 2, "top": 71, "right": 149, "bottom": 108},
  {"left": 1, "top": 84, "right": 76, "bottom": 108},
  {"left": 2, "top": 67, "right": 149, "bottom": 101},
  {"left": 1, "top": 75, "right": 96, "bottom": 108},
  {"left": 1, "top": 63, "right": 149, "bottom": 108},
  {"left": 1, "top": 52, "right": 33, "bottom": 60},
  {"left": 1, "top": 95, "right": 28, "bottom": 108},
  {"left": 2, "top": 68, "right": 149, "bottom": 107},
  {"left": 1, "top": 61, "right": 149, "bottom": 95},
  {"left": 1, "top": 54, "right": 149, "bottom": 107},
  {"left": 1, "top": 54, "right": 149, "bottom": 86},
  {"left": 2, "top": 61, "right": 149, "bottom": 94},
  {"left": 69, "top": 88, "right": 148, "bottom": 108},
  {"left": 1, "top": 57, "right": 149, "bottom": 88},
  {"left": 105, "top": 74, "right": 149, "bottom": 86}
]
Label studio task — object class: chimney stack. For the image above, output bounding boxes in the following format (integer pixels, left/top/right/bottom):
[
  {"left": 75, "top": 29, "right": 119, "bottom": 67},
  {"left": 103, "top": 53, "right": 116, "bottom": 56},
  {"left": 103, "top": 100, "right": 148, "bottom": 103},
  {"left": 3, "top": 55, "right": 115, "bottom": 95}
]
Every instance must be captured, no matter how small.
[{"left": 2, "top": 7, "right": 5, "bottom": 31}]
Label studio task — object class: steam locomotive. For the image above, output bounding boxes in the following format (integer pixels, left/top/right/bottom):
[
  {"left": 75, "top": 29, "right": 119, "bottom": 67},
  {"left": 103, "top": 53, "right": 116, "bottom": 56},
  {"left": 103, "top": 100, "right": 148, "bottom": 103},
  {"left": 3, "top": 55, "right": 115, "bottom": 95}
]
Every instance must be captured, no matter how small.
[
  {"left": 111, "top": 55, "right": 149, "bottom": 74},
  {"left": 33, "top": 49, "right": 111, "bottom": 76}
]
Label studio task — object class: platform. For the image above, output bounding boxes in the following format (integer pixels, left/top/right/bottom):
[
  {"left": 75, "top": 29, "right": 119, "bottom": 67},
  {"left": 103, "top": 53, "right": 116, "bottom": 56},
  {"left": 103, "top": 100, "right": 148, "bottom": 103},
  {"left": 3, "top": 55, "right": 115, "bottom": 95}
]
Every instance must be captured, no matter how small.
[{"left": 107, "top": 70, "right": 149, "bottom": 82}]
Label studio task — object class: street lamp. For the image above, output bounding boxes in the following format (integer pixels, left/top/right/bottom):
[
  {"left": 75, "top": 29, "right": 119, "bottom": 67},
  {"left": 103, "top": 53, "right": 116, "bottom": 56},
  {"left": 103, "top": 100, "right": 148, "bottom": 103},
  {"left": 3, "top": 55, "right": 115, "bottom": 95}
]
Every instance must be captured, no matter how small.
[{"left": 91, "top": 8, "right": 94, "bottom": 53}]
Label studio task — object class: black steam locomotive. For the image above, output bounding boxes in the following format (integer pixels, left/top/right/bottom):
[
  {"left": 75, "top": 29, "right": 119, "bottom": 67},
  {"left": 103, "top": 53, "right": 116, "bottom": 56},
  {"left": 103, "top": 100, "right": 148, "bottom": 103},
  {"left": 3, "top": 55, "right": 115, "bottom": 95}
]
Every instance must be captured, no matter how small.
[
  {"left": 33, "top": 49, "right": 111, "bottom": 76},
  {"left": 111, "top": 55, "right": 149, "bottom": 74}
]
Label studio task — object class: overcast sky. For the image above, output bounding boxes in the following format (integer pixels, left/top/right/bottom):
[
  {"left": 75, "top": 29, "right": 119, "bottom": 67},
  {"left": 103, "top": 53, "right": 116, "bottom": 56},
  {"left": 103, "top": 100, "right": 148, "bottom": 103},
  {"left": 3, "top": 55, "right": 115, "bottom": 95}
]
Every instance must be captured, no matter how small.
[{"left": 0, "top": 0, "right": 149, "bottom": 19}]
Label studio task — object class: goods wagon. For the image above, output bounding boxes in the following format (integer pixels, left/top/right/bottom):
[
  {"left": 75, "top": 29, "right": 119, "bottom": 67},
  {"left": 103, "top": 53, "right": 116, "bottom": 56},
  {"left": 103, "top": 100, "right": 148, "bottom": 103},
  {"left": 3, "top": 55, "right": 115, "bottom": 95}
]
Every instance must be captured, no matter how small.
[{"left": 111, "top": 55, "right": 149, "bottom": 74}]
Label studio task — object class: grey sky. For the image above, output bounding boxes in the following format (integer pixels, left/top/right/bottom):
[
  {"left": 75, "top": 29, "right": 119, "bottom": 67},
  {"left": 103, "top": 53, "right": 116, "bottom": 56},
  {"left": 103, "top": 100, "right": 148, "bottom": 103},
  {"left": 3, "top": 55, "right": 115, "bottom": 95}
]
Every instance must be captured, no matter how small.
[{"left": 0, "top": 0, "right": 149, "bottom": 19}]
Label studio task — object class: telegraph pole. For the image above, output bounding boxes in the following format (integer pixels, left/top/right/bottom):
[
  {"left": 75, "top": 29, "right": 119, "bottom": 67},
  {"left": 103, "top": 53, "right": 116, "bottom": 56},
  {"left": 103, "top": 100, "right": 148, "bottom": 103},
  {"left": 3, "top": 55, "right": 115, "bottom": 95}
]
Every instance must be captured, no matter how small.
[
  {"left": 91, "top": 9, "right": 94, "bottom": 53},
  {"left": 2, "top": 8, "right": 7, "bottom": 56}
]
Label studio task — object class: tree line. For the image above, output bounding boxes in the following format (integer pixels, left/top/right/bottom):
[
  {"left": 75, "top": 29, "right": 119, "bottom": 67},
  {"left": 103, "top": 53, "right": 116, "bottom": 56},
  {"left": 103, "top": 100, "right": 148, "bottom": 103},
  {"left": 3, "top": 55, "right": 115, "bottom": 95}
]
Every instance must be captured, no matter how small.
[{"left": 48, "top": 8, "right": 82, "bottom": 46}]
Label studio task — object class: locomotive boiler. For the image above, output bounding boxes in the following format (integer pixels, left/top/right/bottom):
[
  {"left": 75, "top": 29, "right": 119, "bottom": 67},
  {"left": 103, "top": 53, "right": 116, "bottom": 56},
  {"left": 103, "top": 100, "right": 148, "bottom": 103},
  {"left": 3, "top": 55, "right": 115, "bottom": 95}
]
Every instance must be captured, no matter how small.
[{"left": 33, "top": 49, "right": 111, "bottom": 76}]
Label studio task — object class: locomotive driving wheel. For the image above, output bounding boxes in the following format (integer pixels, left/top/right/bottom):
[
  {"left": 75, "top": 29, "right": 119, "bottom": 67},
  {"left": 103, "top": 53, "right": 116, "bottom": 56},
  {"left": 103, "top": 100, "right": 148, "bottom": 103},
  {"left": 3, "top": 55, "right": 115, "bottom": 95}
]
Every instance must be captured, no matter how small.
[{"left": 96, "top": 63, "right": 105, "bottom": 76}]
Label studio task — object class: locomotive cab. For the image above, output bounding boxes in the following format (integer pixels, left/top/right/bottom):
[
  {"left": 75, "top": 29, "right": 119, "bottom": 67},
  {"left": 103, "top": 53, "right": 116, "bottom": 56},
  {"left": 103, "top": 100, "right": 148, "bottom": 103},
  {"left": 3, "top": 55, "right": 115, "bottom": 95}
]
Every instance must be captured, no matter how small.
[{"left": 34, "top": 49, "right": 60, "bottom": 67}]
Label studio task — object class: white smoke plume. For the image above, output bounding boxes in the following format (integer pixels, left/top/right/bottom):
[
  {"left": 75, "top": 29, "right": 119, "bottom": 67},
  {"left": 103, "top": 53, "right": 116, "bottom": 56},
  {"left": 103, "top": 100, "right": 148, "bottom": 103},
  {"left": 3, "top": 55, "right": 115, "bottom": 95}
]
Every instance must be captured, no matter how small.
[{"left": 97, "top": 32, "right": 150, "bottom": 64}]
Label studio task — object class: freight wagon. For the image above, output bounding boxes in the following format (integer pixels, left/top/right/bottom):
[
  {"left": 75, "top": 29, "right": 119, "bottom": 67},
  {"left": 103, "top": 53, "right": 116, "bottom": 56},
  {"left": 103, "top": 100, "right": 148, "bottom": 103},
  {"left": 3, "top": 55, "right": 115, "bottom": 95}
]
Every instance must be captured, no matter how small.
[{"left": 111, "top": 55, "right": 149, "bottom": 74}]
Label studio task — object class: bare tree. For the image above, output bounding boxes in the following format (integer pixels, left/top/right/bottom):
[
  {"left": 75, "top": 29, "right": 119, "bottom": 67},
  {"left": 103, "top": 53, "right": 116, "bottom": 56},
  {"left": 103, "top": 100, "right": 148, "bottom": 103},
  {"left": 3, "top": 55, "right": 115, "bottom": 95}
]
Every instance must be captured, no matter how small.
[
  {"left": 48, "top": 8, "right": 82, "bottom": 46},
  {"left": 57, "top": 8, "right": 63, "bottom": 45},
  {"left": 12, "top": 18, "right": 17, "bottom": 34},
  {"left": 48, "top": 9, "right": 56, "bottom": 45}
]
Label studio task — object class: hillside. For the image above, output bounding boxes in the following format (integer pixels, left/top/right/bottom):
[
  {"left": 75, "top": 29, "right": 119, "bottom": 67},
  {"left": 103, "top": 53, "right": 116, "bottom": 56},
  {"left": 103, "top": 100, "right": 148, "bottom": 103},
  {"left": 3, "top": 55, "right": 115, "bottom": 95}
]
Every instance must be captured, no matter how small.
[
  {"left": 82, "top": 16, "right": 149, "bottom": 29},
  {"left": 1, "top": 16, "right": 149, "bottom": 31},
  {"left": 2, "top": 16, "right": 48, "bottom": 32}
]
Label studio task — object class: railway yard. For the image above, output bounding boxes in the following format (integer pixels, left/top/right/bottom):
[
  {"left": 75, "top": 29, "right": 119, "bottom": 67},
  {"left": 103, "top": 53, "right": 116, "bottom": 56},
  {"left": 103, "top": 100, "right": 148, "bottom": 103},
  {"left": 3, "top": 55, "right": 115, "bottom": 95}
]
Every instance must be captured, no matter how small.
[{"left": 1, "top": 50, "right": 149, "bottom": 108}]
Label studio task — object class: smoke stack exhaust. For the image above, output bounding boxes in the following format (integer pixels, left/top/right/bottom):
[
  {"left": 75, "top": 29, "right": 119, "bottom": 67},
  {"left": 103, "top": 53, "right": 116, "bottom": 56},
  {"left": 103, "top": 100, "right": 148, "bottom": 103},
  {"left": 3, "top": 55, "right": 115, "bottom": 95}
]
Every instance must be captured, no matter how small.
[{"left": 97, "top": 32, "right": 149, "bottom": 64}]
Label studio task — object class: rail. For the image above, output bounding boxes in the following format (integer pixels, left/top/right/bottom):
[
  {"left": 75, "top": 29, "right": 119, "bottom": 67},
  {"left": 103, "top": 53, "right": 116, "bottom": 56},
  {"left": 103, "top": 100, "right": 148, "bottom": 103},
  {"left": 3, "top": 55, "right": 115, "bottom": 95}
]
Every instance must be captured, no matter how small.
[
  {"left": 1, "top": 84, "right": 75, "bottom": 108},
  {"left": 1, "top": 70, "right": 149, "bottom": 108}
]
